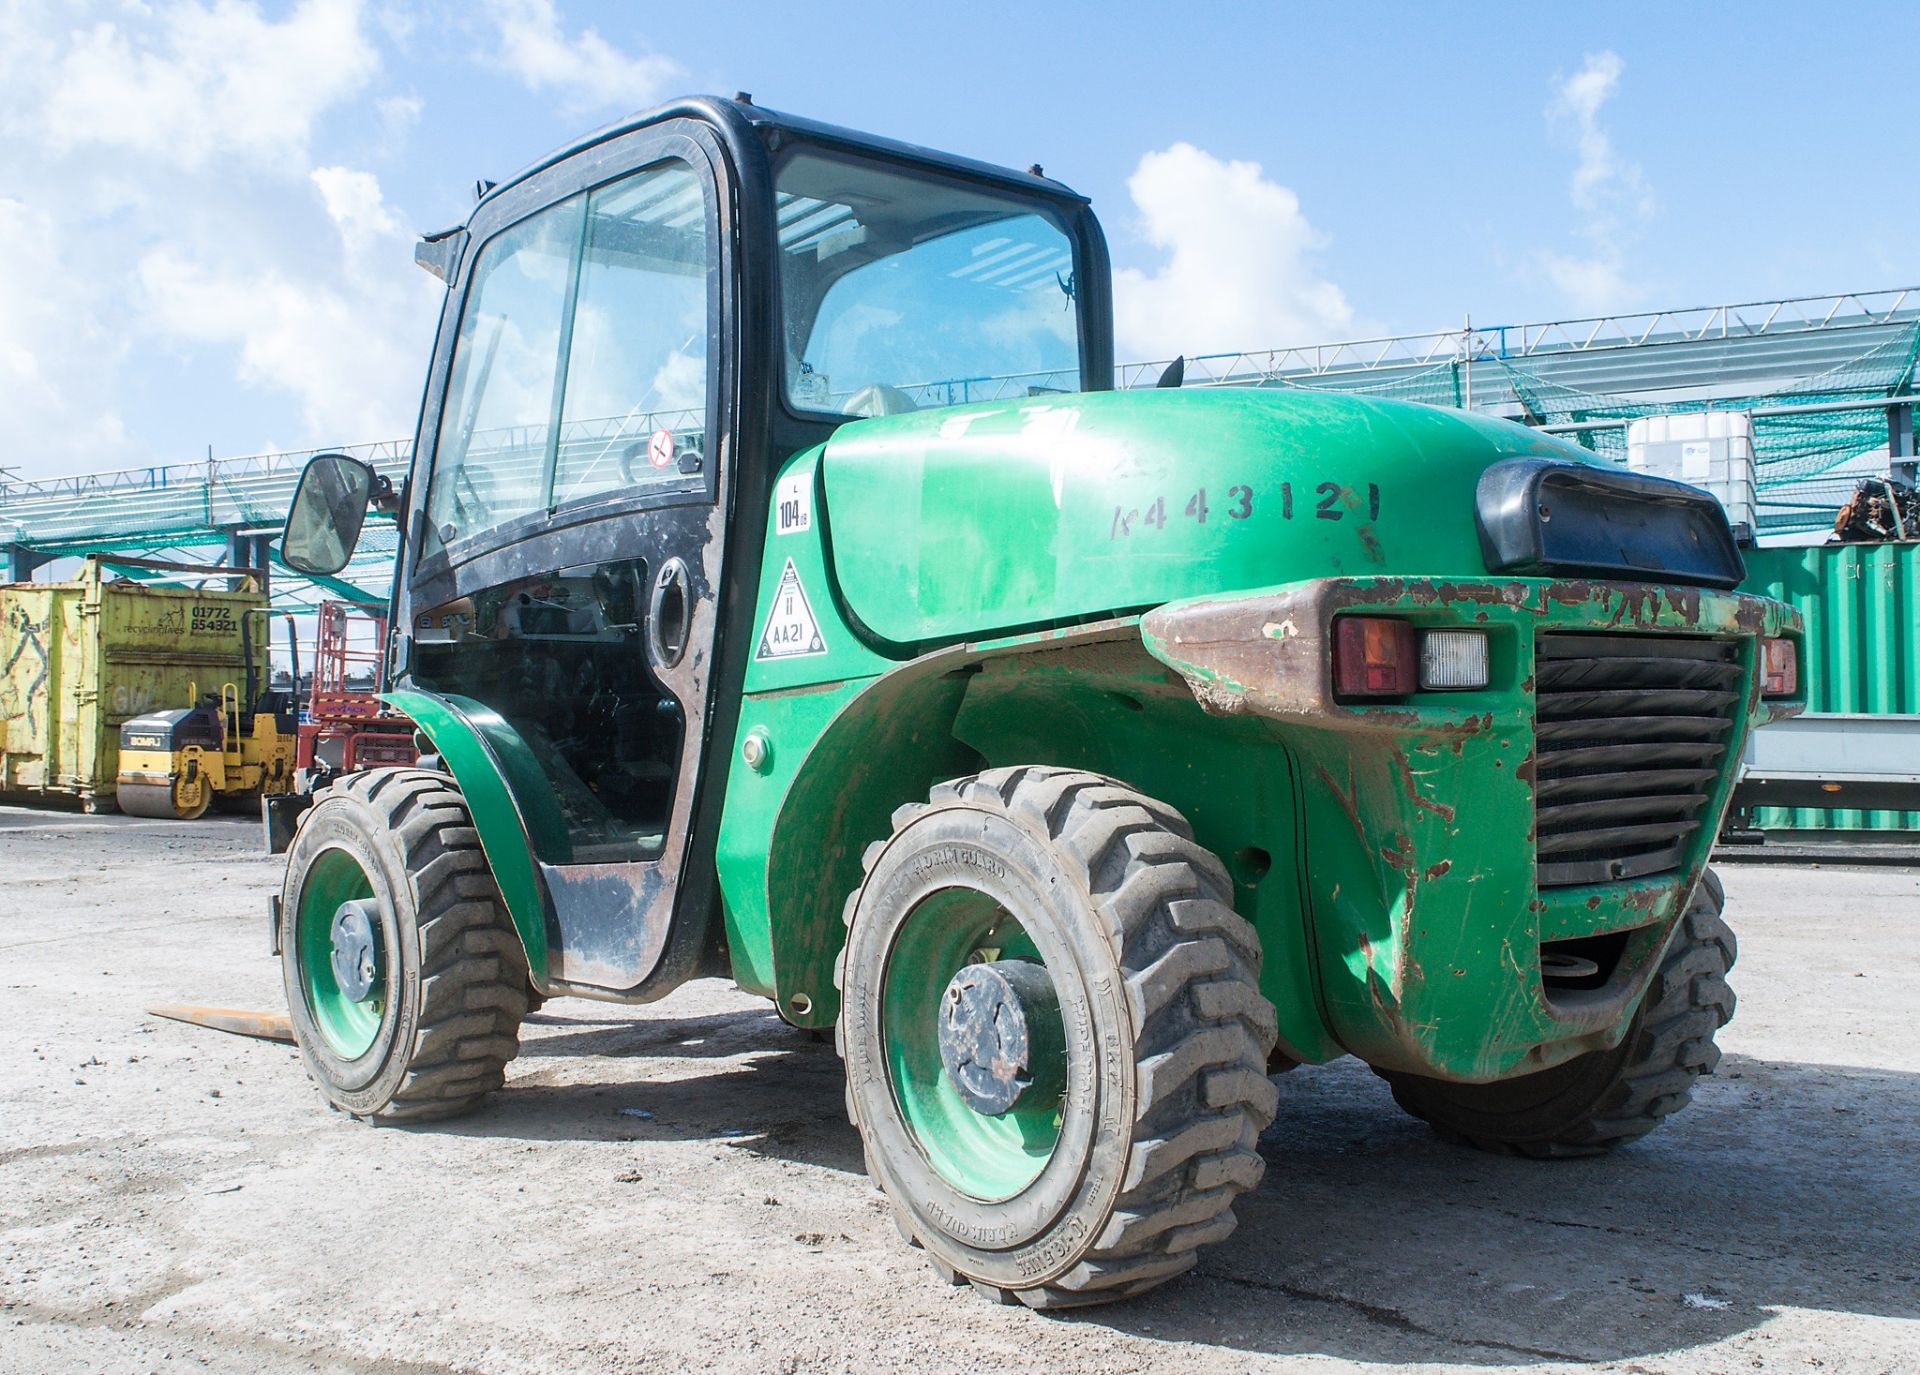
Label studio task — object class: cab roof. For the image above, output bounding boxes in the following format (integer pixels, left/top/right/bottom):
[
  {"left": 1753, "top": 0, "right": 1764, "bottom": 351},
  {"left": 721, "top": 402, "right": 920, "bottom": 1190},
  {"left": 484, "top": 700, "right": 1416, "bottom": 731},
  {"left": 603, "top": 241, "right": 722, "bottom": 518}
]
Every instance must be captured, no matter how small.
[{"left": 471, "top": 94, "right": 1088, "bottom": 217}]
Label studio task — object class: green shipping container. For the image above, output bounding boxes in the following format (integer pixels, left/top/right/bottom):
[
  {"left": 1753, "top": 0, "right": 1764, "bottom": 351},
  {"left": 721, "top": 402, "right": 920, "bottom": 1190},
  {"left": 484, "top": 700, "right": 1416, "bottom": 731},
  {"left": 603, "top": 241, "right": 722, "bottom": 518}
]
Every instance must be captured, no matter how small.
[
  {"left": 0, "top": 558, "right": 270, "bottom": 811},
  {"left": 1740, "top": 540, "right": 1920, "bottom": 832}
]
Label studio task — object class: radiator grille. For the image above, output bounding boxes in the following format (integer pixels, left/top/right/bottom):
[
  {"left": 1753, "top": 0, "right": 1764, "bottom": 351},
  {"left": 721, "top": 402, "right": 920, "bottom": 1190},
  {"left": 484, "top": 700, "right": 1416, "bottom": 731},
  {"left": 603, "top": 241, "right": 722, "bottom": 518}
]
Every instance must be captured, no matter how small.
[{"left": 1533, "top": 634, "right": 1743, "bottom": 887}]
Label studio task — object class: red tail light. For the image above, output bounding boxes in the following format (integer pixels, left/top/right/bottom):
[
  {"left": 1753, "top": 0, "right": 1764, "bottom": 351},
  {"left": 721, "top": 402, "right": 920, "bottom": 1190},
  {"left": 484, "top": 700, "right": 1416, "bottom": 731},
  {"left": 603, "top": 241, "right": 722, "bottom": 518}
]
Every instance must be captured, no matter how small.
[
  {"left": 1761, "top": 636, "right": 1798, "bottom": 697},
  {"left": 1333, "top": 617, "right": 1417, "bottom": 699}
]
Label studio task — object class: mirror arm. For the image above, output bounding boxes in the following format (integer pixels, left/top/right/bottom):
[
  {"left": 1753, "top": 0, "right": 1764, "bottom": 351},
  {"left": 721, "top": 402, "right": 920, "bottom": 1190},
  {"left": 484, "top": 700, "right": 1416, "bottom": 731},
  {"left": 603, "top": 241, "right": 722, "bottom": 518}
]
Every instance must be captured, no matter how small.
[{"left": 369, "top": 473, "right": 401, "bottom": 515}]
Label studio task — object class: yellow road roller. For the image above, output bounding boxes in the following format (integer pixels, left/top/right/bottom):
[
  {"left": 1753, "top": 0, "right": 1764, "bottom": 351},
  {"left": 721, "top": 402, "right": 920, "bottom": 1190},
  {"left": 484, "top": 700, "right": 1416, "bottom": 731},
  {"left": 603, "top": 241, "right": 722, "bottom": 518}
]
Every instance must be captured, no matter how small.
[{"left": 115, "top": 682, "right": 296, "bottom": 819}]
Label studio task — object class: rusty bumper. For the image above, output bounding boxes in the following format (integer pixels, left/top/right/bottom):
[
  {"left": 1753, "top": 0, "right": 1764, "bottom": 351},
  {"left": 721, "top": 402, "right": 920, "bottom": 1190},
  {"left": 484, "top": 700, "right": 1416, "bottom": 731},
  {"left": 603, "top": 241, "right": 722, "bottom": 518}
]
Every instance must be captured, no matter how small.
[{"left": 1143, "top": 575, "right": 1802, "bottom": 1083}]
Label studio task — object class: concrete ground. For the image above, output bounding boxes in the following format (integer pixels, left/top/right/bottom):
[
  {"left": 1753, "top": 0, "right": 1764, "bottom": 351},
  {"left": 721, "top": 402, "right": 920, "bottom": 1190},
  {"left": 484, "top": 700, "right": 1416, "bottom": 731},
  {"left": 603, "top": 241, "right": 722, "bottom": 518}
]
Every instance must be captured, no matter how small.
[{"left": 1, "top": 804, "right": 1915, "bottom": 1375}]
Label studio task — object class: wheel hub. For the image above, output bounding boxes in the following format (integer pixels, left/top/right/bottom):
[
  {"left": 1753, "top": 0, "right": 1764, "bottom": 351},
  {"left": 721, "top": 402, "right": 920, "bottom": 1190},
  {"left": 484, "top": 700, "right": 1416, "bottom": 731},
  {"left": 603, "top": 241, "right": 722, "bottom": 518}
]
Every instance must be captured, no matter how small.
[
  {"left": 937, "top": 959, "right": 1063, "bottom": 1116},
  {"left": 328, "top": 901, "right": 381, "bottom": 1003}
]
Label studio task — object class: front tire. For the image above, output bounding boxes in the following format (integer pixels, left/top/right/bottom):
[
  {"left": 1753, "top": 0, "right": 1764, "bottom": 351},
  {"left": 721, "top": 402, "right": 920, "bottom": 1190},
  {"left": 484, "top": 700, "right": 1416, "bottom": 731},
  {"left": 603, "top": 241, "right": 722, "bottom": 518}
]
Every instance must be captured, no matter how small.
[
  {"left": 280, "top": 768, "right": 530, "bottom": 1122},
  {"left": 836, "top": 767, "right": 1279, "bottom": 1308},
  {"left": 1380, "top": 869, "right": 1734, "bottom": 1157}
]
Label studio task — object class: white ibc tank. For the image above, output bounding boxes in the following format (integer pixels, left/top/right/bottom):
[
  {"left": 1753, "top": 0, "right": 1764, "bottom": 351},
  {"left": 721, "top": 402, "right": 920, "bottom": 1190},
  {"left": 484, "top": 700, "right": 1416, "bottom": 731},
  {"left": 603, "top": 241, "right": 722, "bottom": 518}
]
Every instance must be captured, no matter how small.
[{"left": 1626, "top": 411, "right": 1758, "bottom": 538}]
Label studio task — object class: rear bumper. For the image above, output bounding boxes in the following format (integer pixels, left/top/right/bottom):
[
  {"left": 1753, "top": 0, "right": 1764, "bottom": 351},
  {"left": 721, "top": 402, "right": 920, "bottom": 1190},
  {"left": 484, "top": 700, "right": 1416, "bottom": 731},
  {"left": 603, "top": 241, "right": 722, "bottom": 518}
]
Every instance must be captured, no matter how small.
[{"left": 1143, "top": 575, "right": 1801, "bottom": 1082}]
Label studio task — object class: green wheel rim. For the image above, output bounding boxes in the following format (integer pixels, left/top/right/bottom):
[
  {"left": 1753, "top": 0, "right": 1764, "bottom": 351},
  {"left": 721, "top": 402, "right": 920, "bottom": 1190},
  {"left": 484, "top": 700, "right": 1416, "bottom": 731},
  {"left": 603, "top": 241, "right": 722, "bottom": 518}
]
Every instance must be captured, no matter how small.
[
  {"left": 296, "top": 848, "right": 386, "bottom": 1060},
  {"left": 881, "top": 889, "right": 1066, "bottom": 1201}
]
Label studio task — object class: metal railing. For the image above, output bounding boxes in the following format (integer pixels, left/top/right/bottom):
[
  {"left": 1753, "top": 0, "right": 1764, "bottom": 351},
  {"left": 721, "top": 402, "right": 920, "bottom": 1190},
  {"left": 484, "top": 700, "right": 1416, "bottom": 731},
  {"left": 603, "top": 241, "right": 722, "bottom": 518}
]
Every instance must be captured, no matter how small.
[{"left": 5, "top": 284, "right": 1915, "bottom": 571}]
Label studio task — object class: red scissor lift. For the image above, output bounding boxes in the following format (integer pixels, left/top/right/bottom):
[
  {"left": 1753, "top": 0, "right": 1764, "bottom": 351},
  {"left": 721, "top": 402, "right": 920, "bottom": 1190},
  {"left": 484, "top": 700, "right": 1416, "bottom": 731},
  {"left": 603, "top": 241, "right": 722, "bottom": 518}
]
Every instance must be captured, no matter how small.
[{"left": 298, "top": 602, "right": 417, "bottom": 785}]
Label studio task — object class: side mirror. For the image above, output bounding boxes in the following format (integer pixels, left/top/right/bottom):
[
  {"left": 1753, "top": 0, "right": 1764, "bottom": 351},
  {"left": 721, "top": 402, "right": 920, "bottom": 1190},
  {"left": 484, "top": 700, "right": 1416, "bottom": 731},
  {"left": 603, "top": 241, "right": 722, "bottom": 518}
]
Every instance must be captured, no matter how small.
[{"left": 282, "top": 454, "right": 376, "bottom": 576}]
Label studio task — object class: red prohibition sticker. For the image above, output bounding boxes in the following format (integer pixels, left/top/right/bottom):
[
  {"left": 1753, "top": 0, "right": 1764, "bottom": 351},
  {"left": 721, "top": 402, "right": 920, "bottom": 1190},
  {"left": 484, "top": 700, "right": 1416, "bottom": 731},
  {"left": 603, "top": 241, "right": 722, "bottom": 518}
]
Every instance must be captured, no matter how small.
[{"left": 648, "top": 429, "right": 674, "bottom": 468}]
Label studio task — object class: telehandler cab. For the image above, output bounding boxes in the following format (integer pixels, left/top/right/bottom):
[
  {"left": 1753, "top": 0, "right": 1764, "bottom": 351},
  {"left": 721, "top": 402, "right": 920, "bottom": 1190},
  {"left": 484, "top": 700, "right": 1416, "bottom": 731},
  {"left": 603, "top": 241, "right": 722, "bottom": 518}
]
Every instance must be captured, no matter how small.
[{"left": 276, "top": 96, "right": 1802, "bottom": 1307}]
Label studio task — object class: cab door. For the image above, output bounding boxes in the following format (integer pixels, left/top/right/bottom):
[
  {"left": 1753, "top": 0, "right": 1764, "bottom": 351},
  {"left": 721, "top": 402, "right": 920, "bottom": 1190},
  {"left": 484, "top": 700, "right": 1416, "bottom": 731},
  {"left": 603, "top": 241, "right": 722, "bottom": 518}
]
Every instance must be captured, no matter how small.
[{"left": 395, "top": 121, "right": 735, "bottom": 997}]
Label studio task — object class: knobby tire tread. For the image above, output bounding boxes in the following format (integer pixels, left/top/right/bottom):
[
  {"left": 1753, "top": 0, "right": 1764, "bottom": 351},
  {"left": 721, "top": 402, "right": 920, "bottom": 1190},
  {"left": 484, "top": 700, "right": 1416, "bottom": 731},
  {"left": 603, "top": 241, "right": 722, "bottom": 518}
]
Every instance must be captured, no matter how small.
[
  {"left": 335, "top": 768, "right": 529, "bottom": 1123},
  {"left": 835, "top": 765, "right": 1279, "bottom": 1308}
]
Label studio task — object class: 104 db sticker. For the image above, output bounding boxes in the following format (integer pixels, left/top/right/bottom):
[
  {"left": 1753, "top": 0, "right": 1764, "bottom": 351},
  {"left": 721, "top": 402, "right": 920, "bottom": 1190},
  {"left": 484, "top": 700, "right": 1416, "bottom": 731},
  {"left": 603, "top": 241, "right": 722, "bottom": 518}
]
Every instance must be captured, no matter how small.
[
  {"left": 775, "top": 471, "right": 812, "bottom": 536},
  {"left": 1109, "top": 481, "right": 1381, "bottom": 540},
  {"left": 755, "top": 558, "right": 827, "bottom": 660}
]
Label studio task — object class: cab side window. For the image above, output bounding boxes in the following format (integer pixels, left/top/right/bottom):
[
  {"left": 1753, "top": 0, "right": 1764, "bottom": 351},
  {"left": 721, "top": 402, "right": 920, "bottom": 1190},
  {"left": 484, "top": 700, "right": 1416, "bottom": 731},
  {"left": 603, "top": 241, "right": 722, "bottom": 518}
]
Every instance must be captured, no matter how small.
[
  {"left": 424, "top": 198, "right": 584, "bottom": 558},
  {"left": 552, "top": 163, "right": 711, "bottom": 505},
  {"left": 422, "top": 158, "right": 712, "bottom": 560}
]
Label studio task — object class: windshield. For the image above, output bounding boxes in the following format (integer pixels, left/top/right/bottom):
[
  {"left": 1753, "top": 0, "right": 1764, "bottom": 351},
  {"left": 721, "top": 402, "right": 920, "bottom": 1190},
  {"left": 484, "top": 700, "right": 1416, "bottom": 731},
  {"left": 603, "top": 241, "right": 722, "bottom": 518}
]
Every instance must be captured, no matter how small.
[
  {"left": 421, "top": 158, "right": 712, "bottom": 561},
  {"left": 775, "top": 151, "right": 1083, "bottom": 417}
]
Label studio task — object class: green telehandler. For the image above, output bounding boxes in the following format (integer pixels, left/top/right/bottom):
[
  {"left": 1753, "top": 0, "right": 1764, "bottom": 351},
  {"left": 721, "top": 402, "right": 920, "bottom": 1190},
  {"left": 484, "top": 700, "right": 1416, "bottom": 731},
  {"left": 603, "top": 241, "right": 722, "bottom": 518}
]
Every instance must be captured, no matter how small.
[{"left": 273, "top": 96, "right": 1802, "bottom": 1308}]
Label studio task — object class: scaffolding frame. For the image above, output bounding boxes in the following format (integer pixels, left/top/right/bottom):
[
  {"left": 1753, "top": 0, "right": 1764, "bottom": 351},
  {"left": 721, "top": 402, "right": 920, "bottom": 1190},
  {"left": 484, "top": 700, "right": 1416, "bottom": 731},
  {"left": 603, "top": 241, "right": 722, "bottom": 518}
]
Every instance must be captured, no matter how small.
[{"left": 4, "top": 284, "right": 1916, "bottom": 606}]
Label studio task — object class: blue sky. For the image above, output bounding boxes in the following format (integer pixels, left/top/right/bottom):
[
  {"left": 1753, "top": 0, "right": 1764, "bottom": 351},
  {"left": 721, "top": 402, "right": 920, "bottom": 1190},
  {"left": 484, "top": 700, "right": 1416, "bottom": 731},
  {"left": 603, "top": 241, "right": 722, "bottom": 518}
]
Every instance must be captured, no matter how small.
[{"left": 2, "top": 1, "right": 1914, "bottom": 481}]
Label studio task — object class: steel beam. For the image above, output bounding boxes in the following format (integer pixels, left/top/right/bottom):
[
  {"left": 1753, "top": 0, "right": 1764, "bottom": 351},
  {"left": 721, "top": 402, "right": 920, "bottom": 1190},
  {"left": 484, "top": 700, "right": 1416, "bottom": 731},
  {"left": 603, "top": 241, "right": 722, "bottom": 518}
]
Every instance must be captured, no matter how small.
[
  {"left": 3, "top": 544, "right": 46, "bottom": 583},
  {"left": 225, "top": 530, "right": 274, "bottom": 597},
  {"left": 1888, "top": 401, "right": 1915, "bottom": 486}
]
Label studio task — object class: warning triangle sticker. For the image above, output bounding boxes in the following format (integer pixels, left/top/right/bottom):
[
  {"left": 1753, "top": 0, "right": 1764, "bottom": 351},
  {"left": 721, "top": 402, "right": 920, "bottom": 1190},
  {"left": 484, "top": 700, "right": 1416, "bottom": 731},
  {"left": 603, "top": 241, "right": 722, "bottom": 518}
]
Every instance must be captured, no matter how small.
[{"left": 755, "top": 557, "right": 827, "bottom": 660}]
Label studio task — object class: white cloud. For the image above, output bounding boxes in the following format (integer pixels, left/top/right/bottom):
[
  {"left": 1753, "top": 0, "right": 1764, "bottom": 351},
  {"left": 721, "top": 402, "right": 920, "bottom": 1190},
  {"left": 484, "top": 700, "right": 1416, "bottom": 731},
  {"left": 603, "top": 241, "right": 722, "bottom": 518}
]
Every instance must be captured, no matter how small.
[
  {"left": 1539, "top": 251, "right": 1634, "bottom": 314},
  {"left": 311, "top": 166, "right": 407, "bottom": 256},
  {"left": 136, "top": 168, "right": 438, "bottom": 445},
  {"left": 1554, "top": 51, "right": 1621, "bottom": 203},
  {"left": 0, "top": 2, "right": 428, "bottom": 479},
  {"left": 1112, "top": 143, "right": 1354, "bottom": 360},
  {"left": 1550, "top": 51, "right": 1652, "bottom": 217},
  {"left": 0, "top": 5, "right": 699, "bottom": 483},
  {"left": 0, "top": 198, "right": 131, "bottom": 468},
  {"left": 1539, "top": 50, "right": 1655, "bottom": 313},
  {"left": 481, "top": 0, "right": 680, "bottom": 114},
  {"left": 40, "top": 0, "right": 379, "bottom": 171},
  {"left": 376, "top": 92, "right": 426, "bottom": 143}
]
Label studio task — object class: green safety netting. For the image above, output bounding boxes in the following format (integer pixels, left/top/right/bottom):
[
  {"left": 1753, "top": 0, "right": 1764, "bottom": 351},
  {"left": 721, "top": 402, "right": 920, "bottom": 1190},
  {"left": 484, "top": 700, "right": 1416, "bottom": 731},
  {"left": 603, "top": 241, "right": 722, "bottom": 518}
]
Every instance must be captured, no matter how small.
[
  {"left": 1259, "top": 358, "right": 1464, "bottom": 409},
  {"left": 9, "top": 317, "right": 1916, "bottom": 606},
  {"left": 1490, "top": 322, "right": 1920, "bottom": 534},
  {"left": 2, "top": 455, "right": 404, "bottom": 612}
]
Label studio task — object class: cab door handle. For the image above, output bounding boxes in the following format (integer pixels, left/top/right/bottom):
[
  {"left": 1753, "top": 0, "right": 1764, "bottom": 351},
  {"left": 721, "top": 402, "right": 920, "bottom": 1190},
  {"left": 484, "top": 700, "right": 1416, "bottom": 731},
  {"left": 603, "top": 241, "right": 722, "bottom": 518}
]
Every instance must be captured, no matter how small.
[{"left": 647, "top": 557, "right": 692, "bottom": 669}]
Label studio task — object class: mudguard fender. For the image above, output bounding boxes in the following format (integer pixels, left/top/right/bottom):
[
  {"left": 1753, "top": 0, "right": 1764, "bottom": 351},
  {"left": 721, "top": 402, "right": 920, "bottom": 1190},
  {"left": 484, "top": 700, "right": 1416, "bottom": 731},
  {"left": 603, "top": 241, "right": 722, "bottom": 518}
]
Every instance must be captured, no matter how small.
[{"left": 380, "top": 688, "right": 566, "bottom": 984}]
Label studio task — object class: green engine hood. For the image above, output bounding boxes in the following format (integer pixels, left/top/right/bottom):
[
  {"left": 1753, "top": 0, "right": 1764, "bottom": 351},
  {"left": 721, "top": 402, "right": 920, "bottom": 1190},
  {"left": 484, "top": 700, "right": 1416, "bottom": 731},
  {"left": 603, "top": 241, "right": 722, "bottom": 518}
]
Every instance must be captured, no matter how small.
[{"left": 819, "top": 387, "right": 1587, "bottom": 648}]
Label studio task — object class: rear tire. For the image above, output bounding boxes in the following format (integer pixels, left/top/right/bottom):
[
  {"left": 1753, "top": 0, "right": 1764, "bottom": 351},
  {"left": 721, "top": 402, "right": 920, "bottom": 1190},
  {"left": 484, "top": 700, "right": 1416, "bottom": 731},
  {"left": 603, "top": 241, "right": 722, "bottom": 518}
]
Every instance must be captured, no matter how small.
[
  {"left": 836, "top": 766, "right": 1279, "bottom": 1308},
  {"left": 280, "top": 767, "right": 530, "bottom": 1122},
  {"left": 1380, "top": 869, "right": 1734, "bottom": 1157}
]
